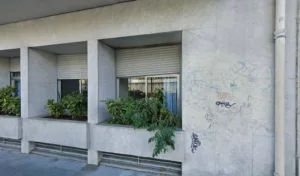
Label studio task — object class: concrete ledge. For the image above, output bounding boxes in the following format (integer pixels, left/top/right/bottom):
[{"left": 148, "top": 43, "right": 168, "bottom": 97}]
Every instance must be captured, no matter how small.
[
  {"left": 90, "top": 123, "right": 185, "bottom": 162},
  {"left": 0, "top": 115, "right": 21, "bottom": 139},
  {"left": 23, "top": 117, "right": 88, "bottom": 149}
]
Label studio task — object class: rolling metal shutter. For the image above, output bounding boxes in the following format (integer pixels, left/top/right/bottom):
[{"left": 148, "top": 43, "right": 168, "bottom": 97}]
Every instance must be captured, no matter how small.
[
  {"left": 10, "top": 58, "right": 20, "bottom": 72},
  {"left": 116, "top": 45, "right": 181, "bottom": 77},
  {"left": 57, "top": 54, "right": 87, "bottom": 79}
]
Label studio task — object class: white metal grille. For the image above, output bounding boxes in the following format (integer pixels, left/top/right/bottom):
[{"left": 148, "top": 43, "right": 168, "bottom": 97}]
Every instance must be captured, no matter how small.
[
  {"left": 100, "top": 152, "right": 182, "bottom": 176},
  {"left": 31, "top": 142, "right": 87, "bottom": 161},
  {"left": 116, "top": 45, "right": 181, "bottom": 77},
  {"left": 0, "top": 137, "right": 21, "bottom": 151},
  {"left": 57, "top": 54, "right": 87, "bottom": 79}
]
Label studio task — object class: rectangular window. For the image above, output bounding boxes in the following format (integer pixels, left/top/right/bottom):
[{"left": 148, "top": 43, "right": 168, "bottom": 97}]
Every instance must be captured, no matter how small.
[
  {"left": 117, "top": 74, "right": 180, "bottom": 115},
  {"left": 10, "top": 72, "right": 20, "bottom": 97},
  {"left": 146, "top": 76, "right": 179, "bottom": 115},
  {"left": 58, "top": 79, "right": 88, "bottom": 99}
]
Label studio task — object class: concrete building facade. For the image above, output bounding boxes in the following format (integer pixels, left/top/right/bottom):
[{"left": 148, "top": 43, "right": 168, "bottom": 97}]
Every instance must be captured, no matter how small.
[{"left": 0, "top": 0, "right": 298, "bottom": 176}]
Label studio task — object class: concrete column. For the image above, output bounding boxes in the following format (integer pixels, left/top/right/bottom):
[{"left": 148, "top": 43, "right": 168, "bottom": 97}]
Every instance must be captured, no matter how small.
[
  {"left": 21, "top": 48, "right": 57, "bottom": 118},
  {"left": 88, "top": 40, "right": 116, "bottom": 124},
  {"left": 88, "top": 40, "right": 100, "bottom": 124},
  {"left": 88, "top": 150, "right": 102, "bottom": 165},
  {"left": 20, "top": 47, "right": 29, "bottom": 118},
  {"left": 21, "top": 47, "right": 57, "bottom": 154},
  {"left": 87, "top": 40, "right": 116, "bottom": 164},
  {"left": 0, "top": 58, "right": 10, "bottom": 88},
  {"left": 21, "top": 139, "right": 35, "bottom": 154}
]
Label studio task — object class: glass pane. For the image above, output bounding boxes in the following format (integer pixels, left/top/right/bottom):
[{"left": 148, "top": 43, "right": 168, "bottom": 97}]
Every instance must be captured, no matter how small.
[
  {"left": 119, "top": 77, "right": 146, "bottom": 99},
  {"left": 10, "top": 72, "right": 21, "bottom": 97},
  {"left": 147, "top": 76, "right": 178, "bottom": 114},
  {"left": 15, "top": 81, "right": 21, "bottom": 97},
  {"left": 61, "top": 80, "right": 80, "bottom": 98}
]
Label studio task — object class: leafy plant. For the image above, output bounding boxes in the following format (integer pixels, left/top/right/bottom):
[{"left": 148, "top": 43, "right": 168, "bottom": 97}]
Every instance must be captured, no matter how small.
[
  {"left": 0, "top": 86, "right": 17, "bottom": 99},
  {"left": 153, "top": 88, "right": 164, "bottom": 104},
  {"left": 45, "top": 99, "right": 65, "bottom": 118},
  {"left": 103, "top": 98, "right": 127, "bottom": 119},
  {"left": 62, "top": 92, "right": 87, "bottom": 119},
  {"left": 103, "top": 88, "right": 181, "bottom": 158},
  {"left": 148, "top": 123, "right": 176, "bottom": 157},
  {"left": 108, "top": 116, "right": 132, "bottom": 125},
  {"left": 0, "top": 86, "right": 20, "bottom": 115},
  {"left": 2, "top": 96, "right": 21, "bottom": 115}
]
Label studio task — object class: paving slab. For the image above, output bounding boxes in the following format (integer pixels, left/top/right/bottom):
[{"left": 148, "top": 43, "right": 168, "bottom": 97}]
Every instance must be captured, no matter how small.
[{"left": 0, "top": 150, "right": 157, "bottom": 176}]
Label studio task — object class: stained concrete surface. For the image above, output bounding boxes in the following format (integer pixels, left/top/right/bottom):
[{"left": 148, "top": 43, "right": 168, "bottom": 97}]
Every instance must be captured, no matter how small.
[{"left": 0, "top": 150, "right": 157, "bottom": 176}]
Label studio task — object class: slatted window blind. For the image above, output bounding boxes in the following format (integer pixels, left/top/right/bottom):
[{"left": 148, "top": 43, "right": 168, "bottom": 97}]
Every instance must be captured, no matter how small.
[
  {"left": 116, "top": 45, "right": 180, "bottom": 77},
  {"left": 57, "top": 54, "right": 87, "bottom": 79}
]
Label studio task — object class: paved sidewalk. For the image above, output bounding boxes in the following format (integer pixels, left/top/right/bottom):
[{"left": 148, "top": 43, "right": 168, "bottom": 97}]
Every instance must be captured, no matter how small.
[{"left": 0, "top": 150, "right": 157, "bottom": 176}]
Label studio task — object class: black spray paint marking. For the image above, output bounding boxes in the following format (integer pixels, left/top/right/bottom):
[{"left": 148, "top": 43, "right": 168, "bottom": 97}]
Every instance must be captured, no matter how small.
[
  {"left": 216, "top": 101, "right": 236, "bottom": 108},
  {"left": 191, "top": 133, "right": 201, "bottom": 153}
]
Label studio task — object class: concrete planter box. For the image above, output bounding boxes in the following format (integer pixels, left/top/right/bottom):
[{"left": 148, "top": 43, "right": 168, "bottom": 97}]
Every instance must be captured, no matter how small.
[
  {"left": 0, "top": 115, "right": 22, "bottom": 139},
  {"left": 90, "top": 123, "right": 185, "bottom": 162},
  {"left": 23, "top": 117, "right": 88, "bottom": 149}
]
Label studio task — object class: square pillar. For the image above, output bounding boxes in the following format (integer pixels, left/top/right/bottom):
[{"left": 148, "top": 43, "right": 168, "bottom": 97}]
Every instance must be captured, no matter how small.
[
  {"left": 88, "top": 150, "right": 102, "bottom": 165},
  {"left": 21, "top": 47, "right": 57, "bottom": 154},
  {"left": 88, "top": 40, "right": 116, "bottom": 164},
  {"left": 88, "top": 40, "right": 116, "bottom": 124},
  {"left": 21, "top": 140, "right": 35, "bottom": 154},
  {"left": 88, "top": 40, "right": 100, "bottom": 124},
  {"left": 21, "top": 47, "right": 57, "bottom": 118}
]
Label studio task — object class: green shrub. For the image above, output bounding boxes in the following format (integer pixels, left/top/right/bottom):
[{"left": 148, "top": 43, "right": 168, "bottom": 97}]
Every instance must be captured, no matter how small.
[
  {"left": 0, "top": 86, "right": 17, "bottom": 98},
  {"left": 108, "top": 116, "right": 132, "bottom": 125},
  {"left": 62, "top": 92, "right": 87, "bottom": 119},
  {"left": 148, "top": 123, "right": 176, "bottom": 157},
  {"left": 152, "top": 88, "right": 164, "bottom": 104},
  {"left": 45, "top": 99, "right": 65, "bottom": 118},
  {"left": 2, "top": 96, "right": 21, "bottom": 115},
  {"left": 102, "top": 98, "right": 134, "bottom": 119},
  {"left": 102, "top": 89, "right": 181, "bottom": 158},
  {"left": 0, "top": 86, "right": 20, "bottom": 115}
]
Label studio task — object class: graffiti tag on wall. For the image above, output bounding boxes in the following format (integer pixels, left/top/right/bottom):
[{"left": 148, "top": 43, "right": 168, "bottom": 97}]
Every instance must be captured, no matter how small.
[
  {"left": 216, "top": 101, "right": 236, "bottom": 108},
  {"left": 191, "top": 133, "right": 201, "bottom": 153}
]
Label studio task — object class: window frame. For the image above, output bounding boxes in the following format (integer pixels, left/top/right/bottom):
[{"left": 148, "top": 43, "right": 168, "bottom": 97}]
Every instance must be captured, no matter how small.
[
  {"left": 57, "top": 79, "right": 88, "bottom": 100},
  {"left": 10, "top": 72, "right": 21, "bottom": 97},
  {"left": 117, "top": 74, "right": 181, "bottom": 115}
]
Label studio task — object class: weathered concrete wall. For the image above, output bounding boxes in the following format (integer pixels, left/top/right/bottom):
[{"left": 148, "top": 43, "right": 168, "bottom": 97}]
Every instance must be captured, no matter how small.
[
  {"left": 0, "top": 116, "right": 22, "bottom": 139},
  {"left": 21, "top": 48, "right": 57, "bottom": 118},
  {"left": 181, "top": 1, "right": 275, "bottom": 175},
  {"left": 0, "top": 58, "right": 10, "bottom": 88},
  {"left": 0, "top": 0, "right": 277, "bottom": 175},
  {"left": 23, "top": 118, "right": 88, "bottom": 148},
  {"left": 90, "top": 124, "right": 185, "bottom": 162},
  {"left": 0, "top": 0, "right": 272, "bottom": 51},
  {"left": 285, "top": 0, "right": 297, "bottom": 175}
]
